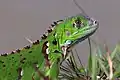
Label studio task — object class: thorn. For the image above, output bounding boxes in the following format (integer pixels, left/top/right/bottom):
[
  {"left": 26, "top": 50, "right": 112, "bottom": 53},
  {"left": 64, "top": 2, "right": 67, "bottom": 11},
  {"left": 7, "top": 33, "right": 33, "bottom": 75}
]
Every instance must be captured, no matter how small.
[
  {"left": 47, "top": 29, "right": 52, "bottom": 33},
  {"left": 36, "top": 40, "right": 39, "bottom": 43},
  {"left": 51, "top": 24, "right": 55, "bottom": 27},
  {"left": 25, "top": 37, "right": 33, "bottom": 44},
  {"left": 53, "top": 21, "right": 57, "bottom": 25},
  {"left": 33, "top": 40, "right": 39, "bottom": 45},
  {"left": 45, "top": 32, "right": 48, "bottom": 36},
  {"left": 41, "top": 34, "right": 47, "bottom": 39},
  {"left": 56, "top": 20, "right": 63, "bottom": 23},
  {"left": 1, "top": 53, "right": 7, "bottom": 56},
  {"left": 24, "top": 45, "right": 30, "bottom": 49},
  {"left": 11, "top": 51, "right": 14, "bottom": 54},
  {"left": 16, "top": 49, "right": 21, "bottom": 53}
]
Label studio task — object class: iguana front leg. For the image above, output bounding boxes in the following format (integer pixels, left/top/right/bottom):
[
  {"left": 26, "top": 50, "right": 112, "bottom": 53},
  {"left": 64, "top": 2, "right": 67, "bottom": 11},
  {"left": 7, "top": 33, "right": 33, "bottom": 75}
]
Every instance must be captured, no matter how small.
[
  {"left": 32, "top": 63, "right": 49, "bottom": 80},
  {"left": 48, "top": 53, "right": 62, "bottom": 80},
  {"left": 32, "top": 53, "right": 62, "bottom": 80}
]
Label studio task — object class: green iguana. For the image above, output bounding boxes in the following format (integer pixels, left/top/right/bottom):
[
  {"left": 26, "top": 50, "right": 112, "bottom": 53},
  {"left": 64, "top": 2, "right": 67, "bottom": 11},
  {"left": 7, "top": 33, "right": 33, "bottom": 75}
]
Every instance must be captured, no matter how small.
[
  {"left": 0, "top": 1, "right": 98, "bottom": 79},
  {"left": 0, "top": 13, "right": 98, "bottom": 80}
]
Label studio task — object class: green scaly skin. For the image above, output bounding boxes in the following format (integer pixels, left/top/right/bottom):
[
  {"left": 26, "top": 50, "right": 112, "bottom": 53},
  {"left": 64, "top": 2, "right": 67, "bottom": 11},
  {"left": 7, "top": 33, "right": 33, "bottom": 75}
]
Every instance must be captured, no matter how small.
[{"left": 0, "top": 14, "right": 98, "bottom": 80}]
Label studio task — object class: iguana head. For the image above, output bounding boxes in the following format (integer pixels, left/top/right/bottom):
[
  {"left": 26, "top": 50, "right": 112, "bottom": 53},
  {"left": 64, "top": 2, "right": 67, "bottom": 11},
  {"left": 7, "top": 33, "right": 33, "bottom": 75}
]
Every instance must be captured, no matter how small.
[{"left": 58, "top": 14, "right": 98, "bottom": 48}]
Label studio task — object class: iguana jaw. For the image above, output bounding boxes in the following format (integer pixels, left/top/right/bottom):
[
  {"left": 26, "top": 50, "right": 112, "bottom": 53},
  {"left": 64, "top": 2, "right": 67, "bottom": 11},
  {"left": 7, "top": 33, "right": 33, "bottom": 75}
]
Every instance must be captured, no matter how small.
[{"left": 70, "top": 25, "right": 98, "bottom": 48}]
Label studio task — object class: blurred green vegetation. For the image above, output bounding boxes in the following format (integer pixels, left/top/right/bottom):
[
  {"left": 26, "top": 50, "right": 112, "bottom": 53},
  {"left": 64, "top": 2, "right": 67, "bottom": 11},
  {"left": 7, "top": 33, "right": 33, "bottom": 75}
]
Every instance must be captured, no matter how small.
[{"left": 59, "top": 40, "right": 120, "bottom": 80}]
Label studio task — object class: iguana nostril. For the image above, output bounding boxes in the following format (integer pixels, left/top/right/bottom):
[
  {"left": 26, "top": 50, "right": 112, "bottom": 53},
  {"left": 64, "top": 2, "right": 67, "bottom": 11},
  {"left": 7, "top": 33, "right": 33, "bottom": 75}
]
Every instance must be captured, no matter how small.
[{"left": 94, "top": 21, "right": 97, "bottom": 24}]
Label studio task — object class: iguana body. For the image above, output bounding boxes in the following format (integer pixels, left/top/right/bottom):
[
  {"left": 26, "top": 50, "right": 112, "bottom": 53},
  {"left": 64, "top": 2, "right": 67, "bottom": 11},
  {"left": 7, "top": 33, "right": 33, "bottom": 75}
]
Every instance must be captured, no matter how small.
[{"left": 0, "top": 14, "right": 98, "bottom": 80}]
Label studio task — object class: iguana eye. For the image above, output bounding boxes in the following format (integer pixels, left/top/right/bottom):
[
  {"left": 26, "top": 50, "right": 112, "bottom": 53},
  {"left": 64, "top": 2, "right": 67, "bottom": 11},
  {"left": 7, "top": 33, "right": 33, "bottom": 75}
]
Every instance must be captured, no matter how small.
[
  {"left": 94, "top": 20, "right": 97, "bottom": 24},
  {"left": 73, "top": 18, "right": 82, "bottom": 29}
]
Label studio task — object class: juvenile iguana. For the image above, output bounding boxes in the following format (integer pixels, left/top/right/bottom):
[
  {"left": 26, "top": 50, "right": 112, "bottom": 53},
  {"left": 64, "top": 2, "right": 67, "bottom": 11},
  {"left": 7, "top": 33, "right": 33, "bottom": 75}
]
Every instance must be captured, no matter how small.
[
  {"left": 0, "top": 0, "right": 99, "bottom": 79},
  {"left": 0, "top": 13, "right": 98, "bottom": 80}
]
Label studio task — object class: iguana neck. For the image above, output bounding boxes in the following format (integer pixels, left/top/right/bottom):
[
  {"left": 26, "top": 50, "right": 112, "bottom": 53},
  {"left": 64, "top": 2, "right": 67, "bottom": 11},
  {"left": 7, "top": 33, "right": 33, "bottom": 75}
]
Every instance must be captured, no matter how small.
[
  {"left": 38, "top": 20, "right": 65, "bottom": 79},
  {"left": 40, "top": 28, "right": 63, "bottom": 68}
]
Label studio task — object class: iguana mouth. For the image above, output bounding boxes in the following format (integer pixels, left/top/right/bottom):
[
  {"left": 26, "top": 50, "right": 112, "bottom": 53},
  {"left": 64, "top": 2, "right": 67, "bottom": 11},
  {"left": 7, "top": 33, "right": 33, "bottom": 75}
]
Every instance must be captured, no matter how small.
[{"left": 68, "top": 25, "right": 98, "bottom": 50}]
